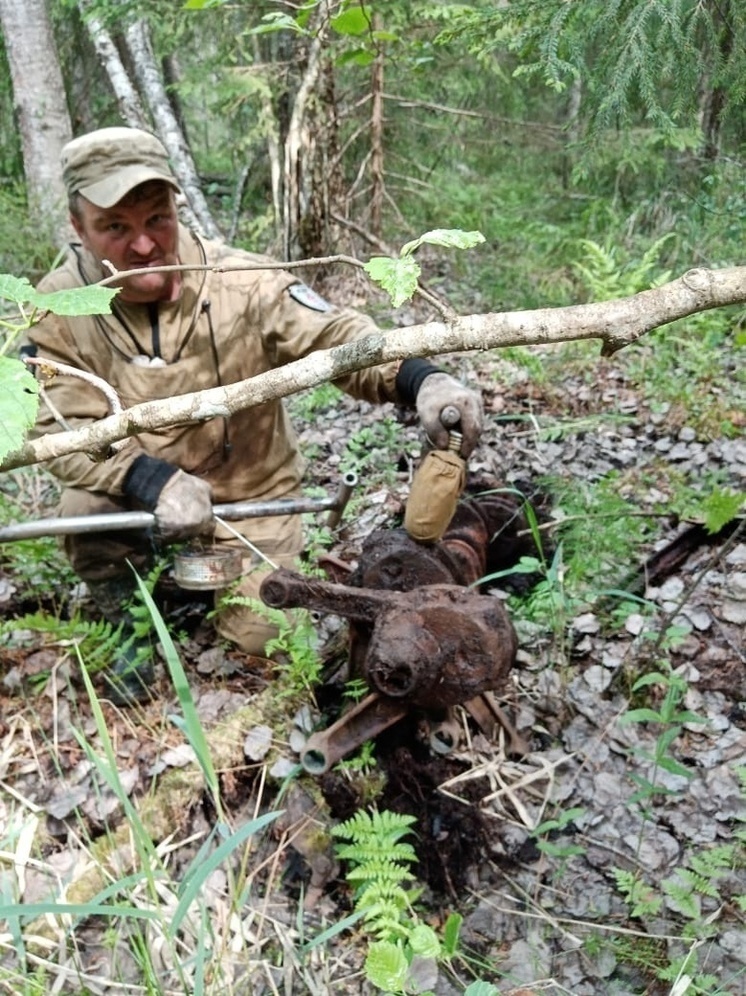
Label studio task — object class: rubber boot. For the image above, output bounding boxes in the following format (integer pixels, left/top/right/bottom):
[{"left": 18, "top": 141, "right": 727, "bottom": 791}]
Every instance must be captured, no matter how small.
[{"left": 86, "top": 576, "right": 155, "bottom": 707}]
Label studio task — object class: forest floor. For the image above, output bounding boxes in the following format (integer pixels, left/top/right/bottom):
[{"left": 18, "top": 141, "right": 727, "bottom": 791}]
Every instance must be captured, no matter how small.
[{"left": 0, "top": 318, "right": 744, "bottom": 995}]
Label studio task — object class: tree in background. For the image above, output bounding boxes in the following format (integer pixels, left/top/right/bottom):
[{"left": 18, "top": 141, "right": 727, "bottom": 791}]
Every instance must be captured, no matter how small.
[
  {"left": 433, "top": 0, "right": 746, "bottom": 162},
  {"left": 0, "top": 0, "right": 72, "bottom": 247},
  {"left": 0, "top": 0, "right": 743, "bottom": 304}
]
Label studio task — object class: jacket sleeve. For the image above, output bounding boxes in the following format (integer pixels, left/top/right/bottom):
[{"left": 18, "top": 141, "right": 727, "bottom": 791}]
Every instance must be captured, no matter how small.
[
  {"left": 243, "top": 263, "right": 408, "bottom": 405},
  {"left": 25, "top": 311, "right": 146, "bottom": 494}
]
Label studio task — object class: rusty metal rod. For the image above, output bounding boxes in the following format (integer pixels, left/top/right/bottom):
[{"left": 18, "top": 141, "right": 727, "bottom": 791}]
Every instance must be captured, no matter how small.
[
  {"left": 301, "top": 692, "right": 408, "bottom": 775},
  {"left": 0, "top": 472, "right": 358, "bottom": 543}
]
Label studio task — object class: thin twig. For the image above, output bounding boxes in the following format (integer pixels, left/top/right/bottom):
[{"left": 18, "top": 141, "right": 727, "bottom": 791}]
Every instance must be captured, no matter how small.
[{"left": 24, "top": 356, "right": 123, "bottom": 415}]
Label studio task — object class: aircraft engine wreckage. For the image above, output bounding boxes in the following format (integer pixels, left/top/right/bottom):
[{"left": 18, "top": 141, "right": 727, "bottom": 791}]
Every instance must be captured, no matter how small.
[{"left": 260, "top": 490, "right": 539, "bottom": 773}]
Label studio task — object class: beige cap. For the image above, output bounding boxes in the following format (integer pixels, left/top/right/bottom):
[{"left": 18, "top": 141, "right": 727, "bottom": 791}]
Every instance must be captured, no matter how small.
[{"left": 62, "top": 127, "right": 180, "bottom": 208}]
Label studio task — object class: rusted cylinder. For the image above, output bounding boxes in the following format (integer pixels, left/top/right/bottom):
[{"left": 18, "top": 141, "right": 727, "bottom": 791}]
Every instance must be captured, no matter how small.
[
  {"left": 364, "top": 585, "right": 516, "bottom": 710},
  {"left": 300, "top": 693, "right": 408, "bottom": 775},
  {"left": 260, "top": 568, "right": 389, "bottom": 624}
]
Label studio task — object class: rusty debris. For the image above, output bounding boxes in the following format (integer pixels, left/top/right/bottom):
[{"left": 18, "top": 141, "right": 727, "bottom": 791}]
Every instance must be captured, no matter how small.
[{"left": 260, "top": 488, "right": 544, "bottom": 773}]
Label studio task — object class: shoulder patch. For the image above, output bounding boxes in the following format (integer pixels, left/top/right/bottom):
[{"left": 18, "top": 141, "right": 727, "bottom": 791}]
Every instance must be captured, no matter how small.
[{"left": 287, "top": 283, "right": 333, "bottom": 312}]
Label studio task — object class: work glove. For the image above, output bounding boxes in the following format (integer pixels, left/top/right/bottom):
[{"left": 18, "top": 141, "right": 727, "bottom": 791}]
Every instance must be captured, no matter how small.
[
  {"left": 153, "top": 470, "right": 214, "bottom": 541},
  {"left": 415, "top": 372, "right": 484, "bottom": 457}
]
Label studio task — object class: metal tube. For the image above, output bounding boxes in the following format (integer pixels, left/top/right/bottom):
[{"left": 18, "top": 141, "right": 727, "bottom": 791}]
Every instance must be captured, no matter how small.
[
  {"left": 0, "top": 473, "right": 358, "bottom": 544},
  {"left": 326, "top": 471, "right": 358, "bottom": 530},
  {"left": 300, "top": 692, "right": 408, "bottom": 775},
  {"left": 0, "top": 511, "right": 156, "bottom": 541}
]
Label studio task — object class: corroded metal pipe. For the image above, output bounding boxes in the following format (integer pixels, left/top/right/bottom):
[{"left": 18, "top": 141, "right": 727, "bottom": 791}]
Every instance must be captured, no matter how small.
[
  {"left": 300, "top": 693, "right": 408, "bottom": 775},
  {"left": 0, "top": 472, "right": 357, "bottom": 543}
]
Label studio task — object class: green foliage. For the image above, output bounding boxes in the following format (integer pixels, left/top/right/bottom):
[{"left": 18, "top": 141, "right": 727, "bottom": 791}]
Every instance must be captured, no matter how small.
[
  {"left": 463, "top": 984, "right": 499, "bottom": 996},
  {"left": 335, "top": 737, "right": 378, "bottom": 775},
  {"left": 333, "top": 809, "right": 418, "bottom": 939},
  {"left": 340, "top": 417, "right": 411, "bottom": 483},
  {"left": 364, "top": 229, "right": 485, "bottom": 307},
  {"left": 220, "top": 594, "right": 323, "bottom": 699},
  {"left": 264, "top": 608, "right": 323, "bottom": 696},
  {"left": 530, "top": 806, "right": 586, "bottom": 860},
  {"left": 433, "top": 0, "right": 746, "bottom": 149},
  {"left": 571, "top": 234, "right": 674, "bottom": 301},
  {"left": 505, "top": 542, "right": 580, "bottom": 653},
  {"left": 0, "top": 186, "right": 58, "bottom": 281},
  {"left": 614, "top": 838, "right": 745, "bottom": 991},
  {"left": 0, "top": 611, "right": 119, "bottom": 688},
  {"left": 0, "top": 275, "right": 117, "bottom": 333},
  {"left": 612, "top": 867, "right": 663, "bottom": 919},
  {"left": 331, "top": 808, "right": 462, "bottom": 994},
  {"left": 0, "top": 358, "right": 40, "bottom": 465},
  {"left": 532, "top": 470, "right": 655, "bottom": 605},
  {"left": 621, "top": 660, "right": 706, "bottom": 810},
  {"left": 0, "top": 274, "right": 117, "bottom": 461},
  {"left": 286, "top": 382, "right": 342, "bottom": 421},
  {"left": 677, "top": 486, "right": 744, "bottom": 535}
]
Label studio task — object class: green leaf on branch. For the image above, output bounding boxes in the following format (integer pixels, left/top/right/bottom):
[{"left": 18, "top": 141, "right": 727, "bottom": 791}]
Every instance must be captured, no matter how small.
[
  {"left": 32, "top": 285, "right": 118, "bottom": 317},
  {"left": 363, "top": 228, "right": 484, "bottom": 308},
  {"left": 0, "top": 356, "right": 39, "bottom": 461},
  {"left": 364, "top": 229, "right": 485, "bottom": 307},
  {"left": 364, "top": 255, "right": 421, "bottom": 308},
  {"left": 331, "top": 7, "right": 371, "bottom": 36},
  {"left": 0, "top": 273, "right": 116, "bottom": 319},
  {"left": 400, "top": 229, "right": 486, "bottom": 257},
  {"left": 0, "top": 274, "right": 37, "bottom": 307}
]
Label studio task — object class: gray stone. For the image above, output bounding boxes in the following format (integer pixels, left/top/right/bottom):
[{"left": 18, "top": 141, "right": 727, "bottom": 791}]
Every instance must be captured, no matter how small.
[
  {"left": 624, "top": 612, "right": 646, "bottom": 635},
  {"left": 573, "top": 611, "right": 601, "bottom": 634},
  {"left": 727, "top": 571, "right": 746, "bottom": 600},
  {"left": 719, "top": 599, "right": 746, "bottom": 624},
  {"left": 681, "top": 605, "right": 712, "bottom": 630},
  {"left": 719, "top": 929, "right": 746, "bottom": 964},
  {"left": 498, "top": 935, "right": 553, "bottom": 985},
  {"left": 244, "top": 724, "right": 273, "bottom": 761},
  {"left": 583, "top": 664, "right": 613, "bottom": 692},
  {"left": 658, "top": 576, "right": 685, "bottom": 600},
  {"left": 622, "top": 826, "right": 680, "bottom": 871},
  {"left": 725, "top": 543, "right": 746, "bottom": 566}
]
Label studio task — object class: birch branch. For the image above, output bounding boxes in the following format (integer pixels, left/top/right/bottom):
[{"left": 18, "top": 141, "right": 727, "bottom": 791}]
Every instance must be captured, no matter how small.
[{"left": 3, "top": 265, "right": 744, "bottom": 472}]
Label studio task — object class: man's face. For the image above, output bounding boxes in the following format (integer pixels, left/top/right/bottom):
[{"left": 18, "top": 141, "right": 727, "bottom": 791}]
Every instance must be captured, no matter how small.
[{"left": 71, "top": 182, "right": 181, "bottom": 304}]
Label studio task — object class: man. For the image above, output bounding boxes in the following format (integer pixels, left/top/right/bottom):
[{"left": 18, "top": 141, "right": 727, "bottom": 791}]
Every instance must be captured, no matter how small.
[{"left": 27, "top": 126, "right": 483, "bottom": 705}]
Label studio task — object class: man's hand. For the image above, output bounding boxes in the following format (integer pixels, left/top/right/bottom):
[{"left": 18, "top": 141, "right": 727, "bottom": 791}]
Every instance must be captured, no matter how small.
[
  {"left": 154, "top": 470, "right": 214, "bottom": 540},
  {"left": 416, "top": 372, "right": 484, "bottom": 456}
]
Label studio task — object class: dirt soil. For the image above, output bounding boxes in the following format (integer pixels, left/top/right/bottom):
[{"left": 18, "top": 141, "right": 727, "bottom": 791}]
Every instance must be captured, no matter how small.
[{"left": 0, "top": 336, "right": 744, "bottom": 995}]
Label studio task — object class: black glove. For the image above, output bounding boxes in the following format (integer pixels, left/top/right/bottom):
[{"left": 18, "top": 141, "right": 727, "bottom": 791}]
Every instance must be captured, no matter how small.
[
  {"left": 123, "top": 455, "right": 214, "bottom": 541},
  {"left": 415, "top": 372, "right": 484, "bottom": 456}
]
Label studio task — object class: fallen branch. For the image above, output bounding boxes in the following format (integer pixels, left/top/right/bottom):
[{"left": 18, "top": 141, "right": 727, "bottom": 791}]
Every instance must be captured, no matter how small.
[{"left": 3, "top": 265, "right": 744, "bottom": 472}]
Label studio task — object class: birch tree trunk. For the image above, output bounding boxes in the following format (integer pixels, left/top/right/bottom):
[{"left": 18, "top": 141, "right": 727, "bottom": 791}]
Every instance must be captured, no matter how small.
[
  {"left": 76, "top": 0, "right": 148, "bottom": 128},
  {"left": 5, "top": 265, "right": 744, "bottom": 472},
  {"left": 369, "top": 17, "right": 385, "bottom": 238},
  {"left": 281, "top": 0, "right": 349, "bottom": 262},
  {"left": 123, "top": 18, "right": 222, "bottom": 240},
  {"left": 0, "top": 0, "right": 73, "bottom": 247}
]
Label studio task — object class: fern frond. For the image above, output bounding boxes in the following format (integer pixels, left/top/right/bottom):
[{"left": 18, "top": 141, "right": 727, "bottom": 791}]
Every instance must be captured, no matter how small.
[
  {"left": 347, "top": 860, "right": 416, "bottom": 887},
  {"left": 333, "top": 809, "right": 417, "bottom": 843},
  {"left": 333, "top": 808, "right": 420, "bottom": 942},
  {"left": 336, "top": 840, "right": 418, "bottom": 866}
]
